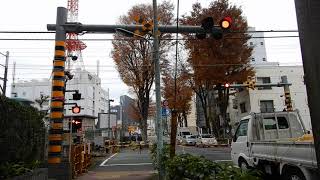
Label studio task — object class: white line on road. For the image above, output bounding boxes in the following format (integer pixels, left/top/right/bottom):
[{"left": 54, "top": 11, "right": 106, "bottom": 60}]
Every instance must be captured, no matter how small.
[
  {"left": 214, "top": 160, "right": 232, "bottom": 162},
  {"left": 100, "top": 153, "right": 118, "bottom": 166},
  {"left": 100, "top": 163, "right": 153, "bottom": 167}
]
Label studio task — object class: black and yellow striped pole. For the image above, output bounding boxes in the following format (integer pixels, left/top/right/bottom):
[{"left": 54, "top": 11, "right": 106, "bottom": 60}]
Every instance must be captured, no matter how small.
[
  {"left": 48, "top": 7, "right": 71, "bottom": 179},
  {"left": 281, "top": 76, "right": 293, "bottom": 111}
]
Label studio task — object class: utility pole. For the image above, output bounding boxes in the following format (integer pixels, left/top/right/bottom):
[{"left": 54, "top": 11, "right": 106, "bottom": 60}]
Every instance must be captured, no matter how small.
[
  {"left": 294, "top": 0, "right": 320, "bottom": 170},
  {"left": 108, "top": 98, "right": 114, "bottom": 142},
  {"left": 0, "top": 51, "right": 9, "bottom": 96},
  {"left": 152, "top": 0, "right": 164, "bottom": 179}
]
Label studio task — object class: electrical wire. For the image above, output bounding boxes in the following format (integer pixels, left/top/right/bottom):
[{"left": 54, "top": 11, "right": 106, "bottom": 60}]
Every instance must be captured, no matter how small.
[{"left": 0, "top": 36, "right": 300, "bottom": 41}]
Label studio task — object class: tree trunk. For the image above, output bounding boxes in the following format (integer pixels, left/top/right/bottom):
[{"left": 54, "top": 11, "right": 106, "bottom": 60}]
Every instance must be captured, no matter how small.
[
  {"left": 182, "top": 111, "right": 188, "bottom": 127},
  {"left": 140, "top": 94, "right": 150, "bottom": 142},
  {"left": 170, "top": 110, "right": 178, "bottom": 158}
]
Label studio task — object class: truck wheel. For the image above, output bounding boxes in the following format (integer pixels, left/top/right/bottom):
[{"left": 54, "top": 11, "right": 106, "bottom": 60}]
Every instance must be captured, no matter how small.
[
  {"left": 238, "top": 158, "right": 249, "bottom": 172},
  {"left": 283, "top": 167, "right": 306, "bottom": 180}
]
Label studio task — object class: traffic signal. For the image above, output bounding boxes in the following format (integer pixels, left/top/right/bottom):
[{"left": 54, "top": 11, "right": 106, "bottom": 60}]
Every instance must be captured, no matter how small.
[
  {"left": 220, "top": 17, "right": 232, "bottom": 29},
  {"left": 70, "top": 119, "right": 82, "bottom": 133},
  {"left": 224, "top": 83, "right": 230, "bottom": 88},
  {"left": 72, "top": 105, "right": 81, "bottom": 114},
  {"left": 72, "top": 92, "right": 81, "bottom": 100},
  {"left": 196, "top": 16, "right": 232, "bottom": 40}
]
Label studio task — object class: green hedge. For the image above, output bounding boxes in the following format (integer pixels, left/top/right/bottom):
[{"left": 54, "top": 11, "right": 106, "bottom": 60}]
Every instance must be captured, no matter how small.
[
  {"left": 150, "top": 144, "right": 262, "bottom": 180},
  {"left": 0, "top": 96, "right": 46, "bottom": 178}
]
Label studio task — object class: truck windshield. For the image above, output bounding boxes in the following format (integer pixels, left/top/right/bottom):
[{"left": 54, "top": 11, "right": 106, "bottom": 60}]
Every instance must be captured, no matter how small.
[{"left": 234, "top": 119, "right": 249, "bottom": 141}]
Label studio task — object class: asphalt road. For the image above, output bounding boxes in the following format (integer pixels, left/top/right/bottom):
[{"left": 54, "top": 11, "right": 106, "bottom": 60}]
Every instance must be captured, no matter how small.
[
  {"left": 176, "top": 145, "right": 231, "bottom": 162},
  {"left": 77, "top": 145, "right": 231, "bottom": 179},
  {"left": 77, "top": 149, "right": 155, "bottom": 180}
]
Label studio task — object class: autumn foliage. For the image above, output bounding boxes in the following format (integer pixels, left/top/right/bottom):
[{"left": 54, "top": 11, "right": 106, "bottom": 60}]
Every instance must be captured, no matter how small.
[
  {"left": 112, "top": 1, "right": 174, "bottom": 141},
  {"left": 181, "top": 0, "right": 254, "bottom": 136}
]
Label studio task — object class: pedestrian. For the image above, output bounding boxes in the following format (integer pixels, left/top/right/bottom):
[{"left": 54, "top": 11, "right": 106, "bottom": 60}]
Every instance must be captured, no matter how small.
[{"left": 139, "top": 141, "right": 142, "bottom": 154}]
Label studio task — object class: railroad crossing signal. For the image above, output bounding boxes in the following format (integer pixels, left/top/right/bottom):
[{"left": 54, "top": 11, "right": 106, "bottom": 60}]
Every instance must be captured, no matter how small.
[
  {"left": 133, "top": 16, "right": 159, "bottom": 36},
  {"left": 244, "top": 76, "right": 256, "bottom": 90}
]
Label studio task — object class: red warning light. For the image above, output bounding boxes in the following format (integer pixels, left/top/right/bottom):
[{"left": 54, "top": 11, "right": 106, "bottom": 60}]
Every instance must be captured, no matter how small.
[{"left": 220, "top": 17, "right": 232, "bottom": 29}]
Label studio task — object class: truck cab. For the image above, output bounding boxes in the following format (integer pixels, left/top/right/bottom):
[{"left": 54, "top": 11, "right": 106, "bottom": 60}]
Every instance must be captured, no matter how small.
[{"left": 231, "top": 111, "right": 318, "bottom": 180}]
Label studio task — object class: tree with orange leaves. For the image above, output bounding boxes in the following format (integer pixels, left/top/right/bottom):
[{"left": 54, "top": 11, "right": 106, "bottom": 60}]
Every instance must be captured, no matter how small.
[
  {"left": 112, "top": 2, "right": 174, "bottom": 142},
  {"left": 162, "top": 63, "right": 193, "bottom": 157},
  {"left": 181, "top": 0, "right": 254, "bottom": 137}
]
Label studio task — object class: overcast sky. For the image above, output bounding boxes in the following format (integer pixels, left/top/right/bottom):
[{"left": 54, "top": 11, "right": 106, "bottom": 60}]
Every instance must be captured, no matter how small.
[{"left": 0, "top": 0, "right": 301, "bottom": 103}]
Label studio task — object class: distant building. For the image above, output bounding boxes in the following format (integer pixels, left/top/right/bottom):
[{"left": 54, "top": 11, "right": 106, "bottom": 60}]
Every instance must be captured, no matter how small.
[
  {"left": 229, "top": 65, "right": 311, "bottom": 130},
  {"left": 120, "top": 95, "right": 139, "bottom": 138},
  {"left": 11, "top": 68, "right": 110, "bottom": 132}
]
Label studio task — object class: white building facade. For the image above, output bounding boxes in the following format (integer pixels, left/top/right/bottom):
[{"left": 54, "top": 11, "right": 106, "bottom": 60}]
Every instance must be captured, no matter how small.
[
  {"left": 11, "top": 68, "right": 109, "bottom": 129},
  {"left": 230, "top": 65, "right": 311, "bottom": 130},
  {"left": 186, "top": 27, "right": 312, "bottom": 133}
]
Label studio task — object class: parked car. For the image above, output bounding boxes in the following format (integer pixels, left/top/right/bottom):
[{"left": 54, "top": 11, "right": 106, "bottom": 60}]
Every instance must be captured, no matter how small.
[
  {"left": 196, "top": 134, "right": 217, "bottom": 147},
  {"left": 182, "top": 135, "right": 197, "bottom": 146}
]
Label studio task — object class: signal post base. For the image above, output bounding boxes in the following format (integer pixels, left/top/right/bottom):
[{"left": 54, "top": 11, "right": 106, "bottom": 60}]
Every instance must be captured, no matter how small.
[{"left": 48, "top": 161, "right": 72, "bottom": 180}]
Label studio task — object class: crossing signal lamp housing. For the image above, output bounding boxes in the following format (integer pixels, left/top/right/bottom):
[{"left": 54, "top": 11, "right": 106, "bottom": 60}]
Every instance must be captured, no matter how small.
[
  {"left": 220, "top": 17, "right": 232, "bottom": 29},
  {"left": 72, "top": 92, "right": 81, "bottom": 100},
  {"left": 72, "top": 105, "right": 81, "bottom": 114}
]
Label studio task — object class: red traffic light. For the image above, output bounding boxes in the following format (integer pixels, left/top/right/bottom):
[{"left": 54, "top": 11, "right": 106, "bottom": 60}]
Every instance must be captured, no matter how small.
[
  {"left": 220, "top": 17, "right": 232, "bottom": 29},
  {"left": 224, "top": 83, "right": 230, "bottom": 88},
  {"left": 72, "top": 105, "right": 81, "bottom": 114}
]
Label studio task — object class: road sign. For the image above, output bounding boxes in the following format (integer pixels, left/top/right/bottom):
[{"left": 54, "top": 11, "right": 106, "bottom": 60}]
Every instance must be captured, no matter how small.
[
  {"left": 162, "top": 100, "right": 168, "bottom": 107},
  {"left": 162, "top": 107, "right": 170, "bottom": 117}
]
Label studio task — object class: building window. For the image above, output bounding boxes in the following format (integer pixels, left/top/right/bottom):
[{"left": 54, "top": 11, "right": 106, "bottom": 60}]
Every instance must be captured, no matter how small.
[
  {"left": 260, "top": 100, "right": 274, "bottom": 113},
  {"left": 22, "top": 92, "right": 26, "bottom": 96},
  {"left": 240, "top": 103, "right": 247, "bottom": 113},
  {"left": 257, "top": 77, "right": 271, "bottom": 90},
  {"left": 260, "top": 42, "right": 264, "bottom": 45},
  {"left": 262, "top": 58, "right": 266, "bottom": 61},
  {"left": 251, "top": 57, "right": 255, "bottom": 62}
]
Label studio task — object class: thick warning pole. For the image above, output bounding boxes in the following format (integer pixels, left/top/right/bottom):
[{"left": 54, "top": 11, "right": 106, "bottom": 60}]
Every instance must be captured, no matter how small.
[{"left": 48, "top": 7, "right": 71, "bottom": 179}]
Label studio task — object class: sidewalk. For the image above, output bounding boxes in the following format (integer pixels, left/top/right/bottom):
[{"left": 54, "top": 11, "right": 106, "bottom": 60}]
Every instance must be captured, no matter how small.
[{"left": 77, "top": 170, "right": 157, "bottom": 180}]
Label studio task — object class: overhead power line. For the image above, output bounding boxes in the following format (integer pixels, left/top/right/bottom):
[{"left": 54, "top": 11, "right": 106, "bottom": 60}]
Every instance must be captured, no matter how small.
[
  {"left": 0, "top": 36, "right": 299, "bottom": 41},
  {"left": 0, "top": 30, "right": 298, "bottom": 34}
]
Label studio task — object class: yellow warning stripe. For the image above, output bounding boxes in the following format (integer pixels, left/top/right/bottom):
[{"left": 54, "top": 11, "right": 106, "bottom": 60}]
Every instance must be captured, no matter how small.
[
  {"left": 48, "top": 134, "right": 63, "bottom": 141},
  {"left": 51, "top": 112, "right": 63, "bottom": 119},
  {"left": 52, "top": 91, "right": 64, "bottom": 97},
  {"left": 55, "top": 41, "right": 66, "bottom": 47},
  {"left": 53, "top": 61, "right": 65, "bottom": 67},
  {"left": 51, "top": 101, "right": 63, "bottom": 107},
  {"left": 52, "top": 80, "right": 64, "bottom": 87},
  {"left": 51, "top": 123, "right": 63, "bottom": 129},
  {"left": 49, "top": 145, "right": 62, "bottom": 153},
  {"left": 48, "top": 157, "right": 61, "bottom": 164},
  {"left": 55, "top": 50, "right": 65, "bottom": 57}
]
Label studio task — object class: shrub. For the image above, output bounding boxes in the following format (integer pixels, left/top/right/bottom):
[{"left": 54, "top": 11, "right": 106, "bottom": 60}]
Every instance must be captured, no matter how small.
[{"left": 150, "top": 143, "right": 262, "bottom": 180}]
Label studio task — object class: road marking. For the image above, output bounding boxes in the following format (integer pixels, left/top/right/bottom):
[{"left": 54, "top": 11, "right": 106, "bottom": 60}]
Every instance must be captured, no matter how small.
[
  {"left": 100, "top": 162, "right": 153, "bottom": 167},
  {"left": 214, "top": 160, "right": 232, "bottom": 162},
  {"left": 99, "top": 153, "right": 118, "bottom": 166}
]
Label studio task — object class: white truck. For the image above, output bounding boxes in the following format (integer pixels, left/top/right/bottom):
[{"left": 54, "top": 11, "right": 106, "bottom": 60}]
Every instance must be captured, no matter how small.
[{"left": 231, "top": 110, "right": 319, "bottom": 180}]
